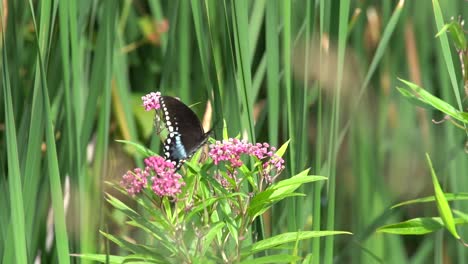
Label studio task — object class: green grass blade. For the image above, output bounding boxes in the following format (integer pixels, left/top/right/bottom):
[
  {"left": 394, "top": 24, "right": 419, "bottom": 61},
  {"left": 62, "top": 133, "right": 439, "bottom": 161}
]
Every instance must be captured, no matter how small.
[
  {"left": 17, "top": 23, "right": 45, "bottom": 264},
  {"left": 324, "top": 0, "right": 350, "bottom": 262},
  {"left": 28, "top": 0, "right": 71, "bottom": 262},
  {"left": 190, "top": 1, "right": 213, "bottom": 99},
  {"left": 85, "top": 0, "right": 117, "bottom": 259},
  {"left": 248, "top": 0, "right": 266, "bottom": 64},
  {"left": 252, "top": 53, "right": 266, "bottom": 100},
  {"left": 265, "top": 0, "right": 279, "bottom": 147},
  {"left": 282, "top": 0, "right": 297, "bottom": 234},
  {"left": 363, "top": 1, "right": 405, "bottom": 93},
  {"left": 432, "top": 0, "right": 465, "bottom": 114},
  {"left": 232, "top": 0, "right": 255, "bottom": 141},
  {"left": 339, "top": 1, "right": 404, "bottom": 147},
  {"left": 203, "top": 1, "right": 224, "bottom": 134},
  {"left": 58, "top": 0, "right": 75, "bottom": 193},
  {"left": 112, "top": 37, "right": 144, "bottom": 168},
  {"left": 298, "top": 0, "right": 312, "bottom": 170},
  {"left": 1, "top": 17, "right": 28, "bottom": 264},
  {"left": 40, "top": 66, "right": 72, "bottom": 264},
  {"left": 314, "top": 0, "right": 331, "bottom": 262},
  {"left": 178, "top": 0, "right": 190, "bottom": 101}
]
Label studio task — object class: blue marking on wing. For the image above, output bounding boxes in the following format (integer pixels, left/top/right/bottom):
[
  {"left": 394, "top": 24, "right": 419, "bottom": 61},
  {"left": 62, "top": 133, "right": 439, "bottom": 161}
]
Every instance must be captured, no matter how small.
[{"left": 171, "top": 134, "right": 187, "bottom": 159}]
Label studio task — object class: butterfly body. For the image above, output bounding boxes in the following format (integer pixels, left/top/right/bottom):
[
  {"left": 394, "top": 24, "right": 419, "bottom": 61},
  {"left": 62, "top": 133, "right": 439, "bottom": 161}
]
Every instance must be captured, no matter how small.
[{"left": 159, "top": 96, "right": 211, "bottom": 170}]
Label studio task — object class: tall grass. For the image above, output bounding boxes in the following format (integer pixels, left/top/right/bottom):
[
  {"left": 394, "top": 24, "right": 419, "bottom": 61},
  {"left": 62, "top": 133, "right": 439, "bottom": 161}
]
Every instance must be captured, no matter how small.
[{"left": 1, "top": 0, "right": 467, "bottom": 263}]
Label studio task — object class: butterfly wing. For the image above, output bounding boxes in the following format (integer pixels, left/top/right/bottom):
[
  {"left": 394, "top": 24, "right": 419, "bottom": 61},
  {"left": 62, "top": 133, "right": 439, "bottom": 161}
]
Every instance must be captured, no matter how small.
[{"left": 159, "top": 96, "right": 210, "bottom": 169}]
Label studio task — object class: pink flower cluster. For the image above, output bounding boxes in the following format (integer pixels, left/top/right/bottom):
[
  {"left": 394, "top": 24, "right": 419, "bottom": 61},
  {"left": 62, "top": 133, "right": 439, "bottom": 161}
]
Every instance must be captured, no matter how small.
[
  {"left": 209, "top": 139, "right": 251, "bottom": 167},
  {"left": 121, "top": 168, "right": 149, "bottom": 196},
  {"left": 145, "top": 156, "right": 185, "bottom": 197},
  {"left": 120, "top": 155, "right": 185, "bottom": 197},
  {"left": 142, "top": 92, "right": 161, "bottom": 111},
  {"left": 209, "top": 138, "right": 285, "bottom": 181}
]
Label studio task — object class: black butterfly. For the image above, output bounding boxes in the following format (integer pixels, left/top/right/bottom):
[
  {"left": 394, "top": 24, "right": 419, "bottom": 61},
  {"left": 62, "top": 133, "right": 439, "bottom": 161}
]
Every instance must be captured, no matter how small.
[{"left": 158, "top": 96, "right": 211, "bottom": 170}]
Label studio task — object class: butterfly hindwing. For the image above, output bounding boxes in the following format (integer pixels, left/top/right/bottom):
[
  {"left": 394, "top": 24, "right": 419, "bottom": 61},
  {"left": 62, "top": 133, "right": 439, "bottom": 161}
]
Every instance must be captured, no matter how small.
[
  {"left": 159, "top": 96, "right": 210, "bottom": 169},
  {"left": 163, "top": 131, "right": 186, "bottom": 169}
]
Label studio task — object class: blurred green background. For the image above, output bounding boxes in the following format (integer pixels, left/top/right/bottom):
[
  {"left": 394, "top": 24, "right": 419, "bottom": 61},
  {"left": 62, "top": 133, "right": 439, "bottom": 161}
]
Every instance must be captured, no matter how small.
[{"left": 1, "top": 0, "right": 468, "bottom": 263}]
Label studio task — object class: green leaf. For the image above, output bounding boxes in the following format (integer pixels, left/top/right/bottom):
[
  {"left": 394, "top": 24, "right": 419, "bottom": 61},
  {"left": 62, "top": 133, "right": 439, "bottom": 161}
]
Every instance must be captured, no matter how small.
[
  {"left": 302, "top": 254, "right": 313, "bottom": 264},
  {"left": 72, "top": 253, "right": 166, "bottom": 264},
  {"left": 241, "top": 231, "right": 351, "bottom": 257},
  {"left": 396, "top": 87, "right": 435, "bottom": 110},
  {"left": 239, "top": 254, "right": 302, "bottom": 264},
  {"left": 200, "top": 222, "right": 225, "bottom": 255},
  {"left": 435, "top": 21, "right": 467, "bottom": 50},
  {"left": 105, "top": 194, "right": 174, "bottom": 250},
  {"left": 116, "top": 139, "right": 158, "bottom": 157},
  {"left": 248, "top": 169, "right": 327, "bottom": 219},
  {"left": 185, "top": 194, "right": 245, "bottom": 221},
  {"left": 71, "top": 254, "right": 125, "bottom": 264},
  {"left": 106, "top": 194, "right": 138, "bottom": 214},
  {"left": 397, "top": 79, "right": 468, "bottom": 124},
  {"left": 377, "top": 217, "right": 468, "bottom": 235},
  {"left": 453, "top": 210, "right": 468, "bottom": 221},
  {"left": 275, "top": 139, "right": 290, "bottom": 158},
  {"left": 122, "top": 254, "right": 168, "bottom": 263},
  {"left": 392, "top": 193, "right": 468, "bottom": 208},
  {"left": 218, "top": 198, "right": 240, "bottom": 243},
  {"left": 100, "top": 231, "right": 165, "bottom": 257},
  {"left": 426, "top": 154, "right": 460, "bottom": 239}
]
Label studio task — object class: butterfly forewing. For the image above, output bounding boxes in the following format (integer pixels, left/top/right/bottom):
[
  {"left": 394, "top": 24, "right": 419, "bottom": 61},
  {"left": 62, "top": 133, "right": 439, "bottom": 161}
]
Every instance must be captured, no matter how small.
[{"left": 159, "top": 96, "right": 210, "bottom": 169}]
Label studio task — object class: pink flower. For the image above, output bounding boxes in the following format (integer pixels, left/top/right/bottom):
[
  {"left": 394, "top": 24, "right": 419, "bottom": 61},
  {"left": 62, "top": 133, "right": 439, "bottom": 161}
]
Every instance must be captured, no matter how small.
[
  {"left": 121, "top": 155, "right": 186, "bottom": 198},
  {"left": 144, "top": 156, "right": 185, "bottom": 197},
  {"left": 209, "top": 139, "right": 285, "bottom": 185},
  {"left": 121, "top": 168, "right": 149, "bottom": 196},
  {"left": 209, "top": 138, "right": 250, "bottom": 168},
  {"left": 142, "top": 92, "right": 161, "bottom": 111},
  {"left": 151, "top": 174, "right": 185, "bottom": 197}
]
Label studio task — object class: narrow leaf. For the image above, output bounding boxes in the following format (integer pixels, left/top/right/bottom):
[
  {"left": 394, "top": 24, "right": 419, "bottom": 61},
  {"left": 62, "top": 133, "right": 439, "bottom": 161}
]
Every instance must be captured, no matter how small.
[
  {"left": 71, "top": 254, "right": 125, "bottom": 264},
  {"left": 2, "top": 24, "right": 28, "bottom": 264},
  {"left": 115, "top": 140, "right": 157, "bottom": 156},
  {"left": 241, "top": 231, "right": 351, "bottom": 257},
  {"left": 392, "top": 193, "right": 468, "bottom": 209},
  {"left": 426, "top": 153, "right": 460, "bottom": 239},
  {"left": 397, "top": 79, "right": 468, "bottom": 124},
  {"left": 377, "top": 217, "right": 468, "bottom": 235},
  {"left": 201, "top": 222, "right": 225, "bottom": 255},
  {"left": 275, "top": 139, "right": 290, "bottom": 158},
  {"left": 240, "top": 254, "right": 301, "bottom": 264}
]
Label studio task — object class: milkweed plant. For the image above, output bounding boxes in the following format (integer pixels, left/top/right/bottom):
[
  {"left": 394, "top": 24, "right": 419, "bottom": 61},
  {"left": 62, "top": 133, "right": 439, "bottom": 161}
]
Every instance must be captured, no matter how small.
[{"left": 80, "top": 92, "right": 350, "bottom": 264}]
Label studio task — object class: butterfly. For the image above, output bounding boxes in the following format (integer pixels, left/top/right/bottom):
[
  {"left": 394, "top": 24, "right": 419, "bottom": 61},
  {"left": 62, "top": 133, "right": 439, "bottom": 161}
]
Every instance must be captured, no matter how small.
[{"left": 158, "top": 96, "right": 211, "bottom": 170}]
